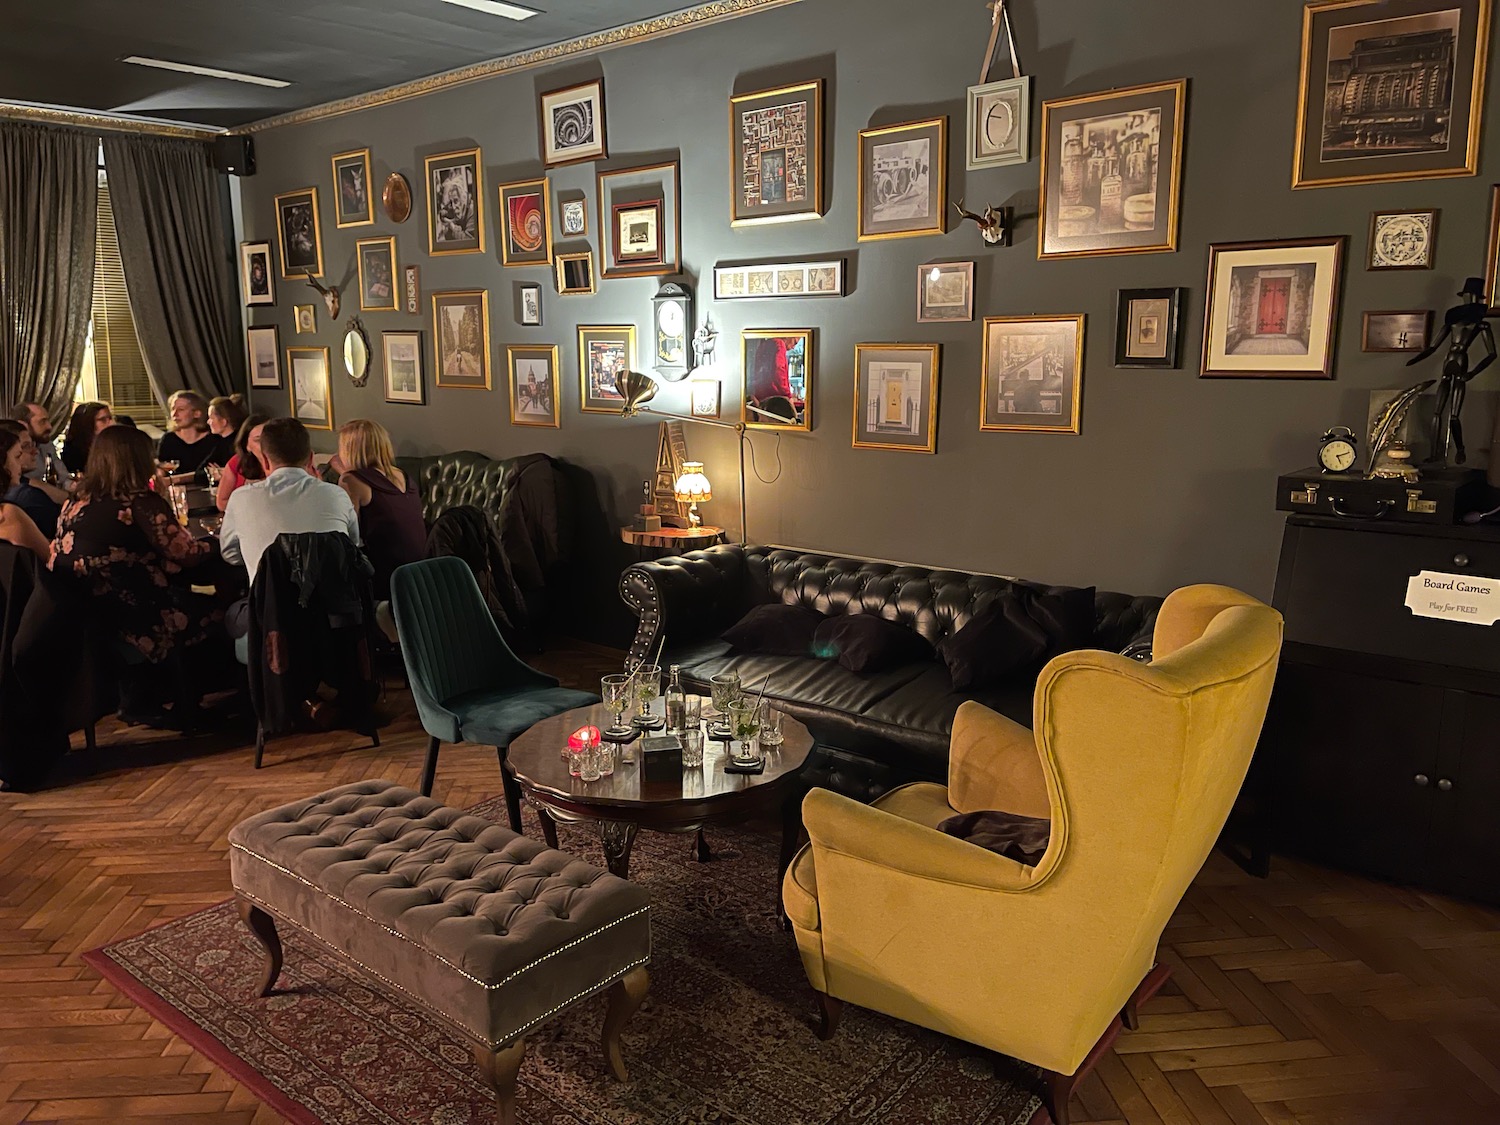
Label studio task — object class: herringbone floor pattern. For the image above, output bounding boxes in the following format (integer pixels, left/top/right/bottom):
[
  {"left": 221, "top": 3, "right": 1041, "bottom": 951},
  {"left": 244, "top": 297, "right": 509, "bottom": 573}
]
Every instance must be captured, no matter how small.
[{"left": 1, "top": 642, "right": 1497, "bottom": 1124}]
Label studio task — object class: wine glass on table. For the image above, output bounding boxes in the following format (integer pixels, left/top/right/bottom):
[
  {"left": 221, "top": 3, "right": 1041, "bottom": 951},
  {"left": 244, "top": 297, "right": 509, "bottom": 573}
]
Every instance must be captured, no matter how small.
[
  {"left": 633, "top": 664, "right": 662, "bottom": 729},
  {"left": 727, "top": 699, "right": 761, "bottom": 766},
  {"left": 601, "top": 674, "right": 633, "bottom": 741}
]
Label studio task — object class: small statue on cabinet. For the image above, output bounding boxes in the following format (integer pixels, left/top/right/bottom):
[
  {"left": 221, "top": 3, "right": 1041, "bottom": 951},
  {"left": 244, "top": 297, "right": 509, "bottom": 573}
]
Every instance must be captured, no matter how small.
[{"left": 1403, "top": 277, "right": 1496, "bottom": 466}]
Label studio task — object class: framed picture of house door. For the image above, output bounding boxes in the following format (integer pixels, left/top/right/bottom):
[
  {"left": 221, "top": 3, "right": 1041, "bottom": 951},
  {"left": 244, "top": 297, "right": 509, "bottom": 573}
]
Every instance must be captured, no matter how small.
[{"left": 1201, "top": 237, "right": 1345, "bottom": 378}]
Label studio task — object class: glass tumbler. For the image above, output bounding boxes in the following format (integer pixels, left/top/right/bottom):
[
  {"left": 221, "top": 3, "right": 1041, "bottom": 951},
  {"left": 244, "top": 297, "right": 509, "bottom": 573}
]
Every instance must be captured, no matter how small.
[
  {"left": 580, "top": 741, "right": 602, "bottom": 782},
  {"left": 598, "top": 741, "right": 615, "bottom": 777},
  {"left": 709, "top": 672, "right": 741, "bottom": 717},
  {"left": 758, "top": 703, "right": 784, "bottom": 746},
  {"left": 682, "top": 727, "right": 704, "bottom": 768}
]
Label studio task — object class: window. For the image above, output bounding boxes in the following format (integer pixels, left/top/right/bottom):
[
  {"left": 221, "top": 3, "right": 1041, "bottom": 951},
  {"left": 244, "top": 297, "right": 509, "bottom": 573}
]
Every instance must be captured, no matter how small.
[{"left": 75, "top": 169, "right": 166, "bottom": 428}]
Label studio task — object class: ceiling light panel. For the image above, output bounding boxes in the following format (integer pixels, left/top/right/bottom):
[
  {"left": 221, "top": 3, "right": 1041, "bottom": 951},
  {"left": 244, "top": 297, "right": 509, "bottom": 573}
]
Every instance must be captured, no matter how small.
[
  {"left": 122, "top": 56, "right": 291, "bottom": 88},
  {"left": 438, "top": 0, "right": 540, "bottom": 21}
]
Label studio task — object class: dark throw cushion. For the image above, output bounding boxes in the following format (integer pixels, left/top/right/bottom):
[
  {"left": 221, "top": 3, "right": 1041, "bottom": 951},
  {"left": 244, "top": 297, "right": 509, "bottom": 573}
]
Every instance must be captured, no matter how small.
[
  {"left": 1027, "top": 585, "right": 1097, "bottom": 658},
  {"left": 722, "top": 603, "right": 825, "bottom": 656},
  {"left": 938, "top": 809, "right": 1052, "bottom": 867},
  {"left": 812, "top": 614, "right": 933, "bottom": 674},
  {"left": 937, "top": 593, "right": 1050, "bottom": 689}
]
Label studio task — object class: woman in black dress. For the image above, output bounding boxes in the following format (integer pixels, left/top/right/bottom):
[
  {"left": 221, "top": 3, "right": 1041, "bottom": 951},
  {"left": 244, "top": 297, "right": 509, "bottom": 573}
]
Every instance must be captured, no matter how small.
[
  {"left": 157, "top": 391, "right": 230, "bottom": 482},
  {"left": 59, "top": 401, "right": 114, "bottom": 475},
  {"left": 51, "top": 426, "right": 223, "bottom": 724}
]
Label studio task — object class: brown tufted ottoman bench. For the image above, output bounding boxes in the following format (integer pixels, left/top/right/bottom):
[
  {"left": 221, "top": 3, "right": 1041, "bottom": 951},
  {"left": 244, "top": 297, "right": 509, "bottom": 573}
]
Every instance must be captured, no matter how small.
[{"left": 228, "top": 779, "right": 651, "bottom": 1124}]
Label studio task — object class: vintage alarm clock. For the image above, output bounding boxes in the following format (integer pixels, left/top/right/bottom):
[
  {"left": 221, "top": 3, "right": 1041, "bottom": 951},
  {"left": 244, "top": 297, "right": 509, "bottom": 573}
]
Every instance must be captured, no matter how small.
[{"left": 1318, "top": 426, "right": 1359, "bottom": 473}]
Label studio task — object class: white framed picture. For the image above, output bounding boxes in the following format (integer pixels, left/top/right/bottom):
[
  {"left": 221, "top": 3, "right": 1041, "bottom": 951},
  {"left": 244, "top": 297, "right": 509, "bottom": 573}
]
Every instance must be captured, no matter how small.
[{"left": 246, "top": 325, "right": 281, "bottom": 388}]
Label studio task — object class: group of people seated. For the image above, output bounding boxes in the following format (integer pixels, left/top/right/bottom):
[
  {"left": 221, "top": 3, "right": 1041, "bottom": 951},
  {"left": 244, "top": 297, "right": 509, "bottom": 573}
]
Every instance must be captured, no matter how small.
[{"left": 0, "top": 392, "right": 428, "bottom": 731}]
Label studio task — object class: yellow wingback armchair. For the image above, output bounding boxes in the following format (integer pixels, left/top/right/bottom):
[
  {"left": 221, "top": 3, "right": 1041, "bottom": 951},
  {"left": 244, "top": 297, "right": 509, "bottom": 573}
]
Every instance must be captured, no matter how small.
[{"left": 781, "top": 585, "right": 1283, "bottom": 1124}]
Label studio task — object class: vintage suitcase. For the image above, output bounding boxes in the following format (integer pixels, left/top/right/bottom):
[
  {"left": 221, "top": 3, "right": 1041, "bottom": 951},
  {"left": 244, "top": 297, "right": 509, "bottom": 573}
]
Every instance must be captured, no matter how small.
[{"left": 1275, "top": 467, "right": 1492, "bottom": 524}]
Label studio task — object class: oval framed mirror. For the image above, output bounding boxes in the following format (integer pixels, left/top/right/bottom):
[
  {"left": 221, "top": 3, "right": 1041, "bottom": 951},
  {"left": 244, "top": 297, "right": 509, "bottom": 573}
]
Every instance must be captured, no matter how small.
[
  {"left": 343, "top": 317, "right": 372, "bottom": 387},
  {"left": 382, "top": 172, "right": 412, "bottom": 224}
]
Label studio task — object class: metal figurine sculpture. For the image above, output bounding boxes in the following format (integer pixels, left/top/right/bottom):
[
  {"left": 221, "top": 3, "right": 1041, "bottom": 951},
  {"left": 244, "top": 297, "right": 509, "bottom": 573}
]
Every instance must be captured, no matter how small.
[{"left": 1404, "top": 277, "right": 1496, "bottom": 466}]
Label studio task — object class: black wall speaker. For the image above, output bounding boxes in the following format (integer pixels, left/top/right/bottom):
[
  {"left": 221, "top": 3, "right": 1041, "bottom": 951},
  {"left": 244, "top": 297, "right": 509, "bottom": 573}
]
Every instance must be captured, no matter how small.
[{"left": 212, "top": 134, "right": 256, "bottom": 176}]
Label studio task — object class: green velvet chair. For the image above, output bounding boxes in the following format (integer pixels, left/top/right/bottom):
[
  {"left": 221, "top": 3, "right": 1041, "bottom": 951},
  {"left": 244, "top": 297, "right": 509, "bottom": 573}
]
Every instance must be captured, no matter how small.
[{"left": 389, "top": 557, "right": 598, "bottom": 826}]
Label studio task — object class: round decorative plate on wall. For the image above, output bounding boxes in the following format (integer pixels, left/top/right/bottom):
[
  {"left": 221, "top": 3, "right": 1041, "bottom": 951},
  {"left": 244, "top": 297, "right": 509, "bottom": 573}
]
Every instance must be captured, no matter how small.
[{"left": 382, "top": 173, "right": 412, "bottom": 224}]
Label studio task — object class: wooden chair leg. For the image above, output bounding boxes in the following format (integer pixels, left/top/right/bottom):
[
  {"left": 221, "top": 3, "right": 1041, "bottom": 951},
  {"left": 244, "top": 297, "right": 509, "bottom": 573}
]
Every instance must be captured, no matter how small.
[
  {"left": 1121, "top": 962, "right": 1172, "bottom": 1031},
  {"left": 370, "top": 727, "right": 381, "bottom": 749},
  {"left": 1044, "top": 1069, "right": 1079, "bottom": 1125},
  {"left": 83, "top": 724, "right": 96, "bottom": 753},
  {"left": 235, "top": 895, "right": 283, "bottom": 997},
  {"left": 252, "top": 724, "right": 266, "bottom": 769},
  {"left": 473, "top": 1038, "right": 527, "bottom": 1125},
  {"left": 1049, "top": 962, "right": 1173, "bottom": 1124},
  {"left": 815, "top": 992, "right": 844, "bottom": 1041},
  {"left": 600, "top": 966, "right": 649, "bottom": 1081},
  {"left": 419, "top": 736, "right": 441, "bottom": 797}
]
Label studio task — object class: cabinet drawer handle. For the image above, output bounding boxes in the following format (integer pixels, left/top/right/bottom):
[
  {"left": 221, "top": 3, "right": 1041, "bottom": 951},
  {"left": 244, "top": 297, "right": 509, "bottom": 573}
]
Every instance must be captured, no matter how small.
[
  {"left": 1414, "top": 773, "right": 1430, "bottom": 787},
  {"left": 1453, "top": 553, "right": 1471, "bottom": 568},
  {"left": 1437, "top": 778, "right": 1454, "bottom": 792}
]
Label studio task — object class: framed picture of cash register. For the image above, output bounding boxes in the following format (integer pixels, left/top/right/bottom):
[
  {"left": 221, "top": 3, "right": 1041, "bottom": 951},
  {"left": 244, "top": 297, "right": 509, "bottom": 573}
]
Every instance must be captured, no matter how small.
[{"left": 1038, "top": 78, "right": 1186, "bottom": 260}]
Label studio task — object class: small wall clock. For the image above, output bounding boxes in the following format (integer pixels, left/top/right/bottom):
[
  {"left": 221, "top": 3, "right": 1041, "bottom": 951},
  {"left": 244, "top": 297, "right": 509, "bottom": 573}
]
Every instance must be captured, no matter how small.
[{"left": 652, "top": 282, "right": 693, "bottom": 381}]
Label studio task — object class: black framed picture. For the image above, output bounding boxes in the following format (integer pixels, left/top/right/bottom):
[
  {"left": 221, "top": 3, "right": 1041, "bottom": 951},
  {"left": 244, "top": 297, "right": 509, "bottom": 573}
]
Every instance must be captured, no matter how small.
[
  {"left": 1114, "top": 287, "right": 1184, "bottom": 368},
  {"left": 246, "top": 325, "right": 281, "bottom": 388}
]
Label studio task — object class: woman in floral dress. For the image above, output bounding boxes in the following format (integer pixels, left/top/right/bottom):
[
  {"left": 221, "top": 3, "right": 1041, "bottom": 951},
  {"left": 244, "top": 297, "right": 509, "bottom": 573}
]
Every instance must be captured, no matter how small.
[{"left": 51, "top": 426, "right": 223, "bottom": 723}]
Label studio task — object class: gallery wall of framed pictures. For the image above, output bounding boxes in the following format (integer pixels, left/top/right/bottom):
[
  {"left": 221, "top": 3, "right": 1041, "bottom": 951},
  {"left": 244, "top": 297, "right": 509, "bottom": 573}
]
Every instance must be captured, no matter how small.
[{"left": 236, "top": 0, "right": 1500, "bottom": 599}]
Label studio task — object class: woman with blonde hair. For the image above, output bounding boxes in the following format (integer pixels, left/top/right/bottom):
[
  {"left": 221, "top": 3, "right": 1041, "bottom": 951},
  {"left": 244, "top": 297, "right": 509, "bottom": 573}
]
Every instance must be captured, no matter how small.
[
  {"left": 157, "top": 390, "right": 230, "bottom": 481},
  {"left": 333, "top": 419, "right": 426, "bottom": 599}
]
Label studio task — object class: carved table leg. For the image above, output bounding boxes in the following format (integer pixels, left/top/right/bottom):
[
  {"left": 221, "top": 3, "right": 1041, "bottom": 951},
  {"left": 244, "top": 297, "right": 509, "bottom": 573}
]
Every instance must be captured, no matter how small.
[
  {"left": 694, "top": 828, "right": 711, "bottom": 862},
  {"left": 536, "top": 806, "right": 560, "bottom": 850},
  {"left": 474, "top": 1038, "right": 527, "bottom": 1125},
  {"left": 601, "top": 966, "right": 650, "bottom": 1081},
  {"left": 235, "top": 894, "right": 282, "bottom": 998},
  {"left": 600, "top": 822, "right": 638, "bottom": 879}
]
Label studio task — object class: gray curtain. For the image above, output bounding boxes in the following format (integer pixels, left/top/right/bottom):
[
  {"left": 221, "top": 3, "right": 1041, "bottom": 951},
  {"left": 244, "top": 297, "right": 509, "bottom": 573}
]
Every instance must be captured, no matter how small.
[
  {"left": 0, "top": 121, "right": 98, "bottom": 416},
  {"left": 102, "top": 134, "right": 242, "bottom": 398}
]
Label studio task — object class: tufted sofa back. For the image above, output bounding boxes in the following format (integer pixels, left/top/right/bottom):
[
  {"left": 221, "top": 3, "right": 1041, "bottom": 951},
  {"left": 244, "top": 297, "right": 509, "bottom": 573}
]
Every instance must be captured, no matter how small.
[{"left": 394, "top": 450, "right": 539, "bottom": 527}]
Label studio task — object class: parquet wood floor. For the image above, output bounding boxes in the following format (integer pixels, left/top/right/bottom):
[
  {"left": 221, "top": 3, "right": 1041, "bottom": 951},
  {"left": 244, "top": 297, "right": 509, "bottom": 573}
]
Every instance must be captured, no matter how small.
[{"left": 1, "top": 641, "right": 1497, "bottom": 1125}]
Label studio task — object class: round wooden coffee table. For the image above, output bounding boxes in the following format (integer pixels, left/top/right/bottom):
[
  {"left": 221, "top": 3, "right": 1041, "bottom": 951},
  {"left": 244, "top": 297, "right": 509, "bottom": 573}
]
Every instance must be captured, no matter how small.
[{"left": 506, "top": 702, "right": 814, "bottom": 897}]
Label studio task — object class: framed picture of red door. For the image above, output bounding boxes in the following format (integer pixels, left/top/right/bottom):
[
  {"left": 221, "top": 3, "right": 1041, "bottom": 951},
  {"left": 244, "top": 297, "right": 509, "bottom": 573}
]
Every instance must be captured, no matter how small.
[{"left": 1201, "top": 237, "right": 1346, "bottom": 379}]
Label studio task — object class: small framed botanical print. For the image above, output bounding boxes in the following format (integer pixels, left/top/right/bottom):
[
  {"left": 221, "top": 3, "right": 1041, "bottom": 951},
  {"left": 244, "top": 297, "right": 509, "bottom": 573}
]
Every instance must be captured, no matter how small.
[
  {"left": 519, "top": 283, "right": 542, "bottom": 327},
  {"left": 1362, "top": 310, "right": 1433, "bottom": 352},
  {"left": 852, "top": 344, "right": 940, "bottom": 453},
  {"left": 1368, "top": 209, "right": 1438, "bottom": 270},
  {"left": 499, "top": 177, "right": 552, "bottom": 267},
  {"left": 980, "top": 314, "right": 1085, "bottom": 434},
  {"left": 287, "top": 346, "right": 333, "bottom": 431},
  {"left": 1201, "top": 237, "right": 1345, "bottom": 378},
  {"left": 857, "top": 117, "right": 947, "bottom": 241},
  {"left": 966, "top": 76, "right": 1030, "bottom": 169},
  {"left": 331, "top": 149, "right": 373, "bottom": 228},
  {"left": 294, "top": 304, "right": 316, "bottom": 334},
  {"left": 690, "top": 379, "right": 721, "bottom": 419},
  {"left": 612, "top": 199, "right": 663, "bottom": 267},
  {"left": 1038, "top": 79, "right": 1187, "bottom": 260},
  {"left": 431, "top": 289, "right": 491, "bottom": 390},
  {"left": 730, "top": 79, "right": 825, "bottom": 226},
  {"left": 559, "top": 197, "right": 587, "bottom": 237},
  {"left": 1114, "top": 287, "right": 1184, "bottom": 368},
  {"left": 425, "top": 148, "right": 484, "bottom": 256},
  {"left": 508, "top": 345, "right": 560, "bottom": 427},
  {"left": 239, "top": 241, "right": 275, "bottom": 307},
  {"left": 578, "top": 325, "right": 636, "bottom": 413},
  {"left": 356, "top": 236, "right": 398, "bottom": 313},
  {"left": 916, "top": 262, "right": 974, "bottom": 322},
  {"left": 246, "top": 325, "right": 281, "bottom": 388},
  {"left": 539, "top": 79, "right": 607, "bottom": 167},
  {"left": 275, "top": 187, "right": 323, "bottom": 279},
  {"left": 382, "top": 330, "right": 424, "bottom": 405},
  {"left": 742, "top": 329, "right": 812, "bottom": 430}
]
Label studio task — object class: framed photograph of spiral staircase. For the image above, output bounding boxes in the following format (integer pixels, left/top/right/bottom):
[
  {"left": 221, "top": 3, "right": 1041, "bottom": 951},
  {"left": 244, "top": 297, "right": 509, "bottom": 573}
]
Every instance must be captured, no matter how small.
[{"left": 540, "top": 79, "right": 607, "bottom": 167}]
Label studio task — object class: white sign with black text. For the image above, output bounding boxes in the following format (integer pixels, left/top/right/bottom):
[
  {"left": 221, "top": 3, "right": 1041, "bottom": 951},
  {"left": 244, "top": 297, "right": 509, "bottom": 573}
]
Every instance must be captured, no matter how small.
[{"left": 1403, "top": 570, "right": 1500, "bottom": 626}]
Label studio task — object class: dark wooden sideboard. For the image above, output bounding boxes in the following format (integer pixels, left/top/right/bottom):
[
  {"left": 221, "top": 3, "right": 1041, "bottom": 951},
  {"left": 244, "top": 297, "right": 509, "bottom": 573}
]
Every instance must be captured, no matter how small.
[{"left": 1261, "top": 514, "right": 1500, "bottom": 906}]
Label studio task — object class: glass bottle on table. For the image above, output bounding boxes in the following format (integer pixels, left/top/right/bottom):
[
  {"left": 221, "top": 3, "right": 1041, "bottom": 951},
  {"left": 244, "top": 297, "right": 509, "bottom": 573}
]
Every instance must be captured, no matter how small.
[{"left": 665, "top": 664, "right": 685, "bottom": 732}]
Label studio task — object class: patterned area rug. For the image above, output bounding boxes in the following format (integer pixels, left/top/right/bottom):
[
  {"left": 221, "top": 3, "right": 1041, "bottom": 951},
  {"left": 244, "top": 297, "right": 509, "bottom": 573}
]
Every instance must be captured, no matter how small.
[{"left": 85, "top": 800, "right": 1042, "bottom": 1125}]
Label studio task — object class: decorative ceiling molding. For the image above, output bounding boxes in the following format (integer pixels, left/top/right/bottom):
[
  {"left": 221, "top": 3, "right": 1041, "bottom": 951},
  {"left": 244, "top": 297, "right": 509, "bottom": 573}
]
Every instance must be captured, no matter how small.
[
  {"left": 246, "top": 0, "right": 802, "bottom": 133},
  {"left": 0, "top": 100, "right": 221, "bottom": 139}
]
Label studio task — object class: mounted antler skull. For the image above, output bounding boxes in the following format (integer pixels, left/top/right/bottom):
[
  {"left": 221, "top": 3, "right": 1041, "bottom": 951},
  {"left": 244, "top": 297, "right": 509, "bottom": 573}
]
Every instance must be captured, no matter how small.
[
  {"left": 953, "top": 199, "right": 1010, "bottom": 246},
  {"left": 302, "top": 268, "right": 340, "bottom": 319}
]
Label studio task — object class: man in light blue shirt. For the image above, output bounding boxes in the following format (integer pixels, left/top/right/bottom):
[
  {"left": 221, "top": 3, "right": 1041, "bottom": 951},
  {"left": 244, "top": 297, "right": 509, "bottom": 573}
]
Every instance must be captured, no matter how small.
[{"left": 221, "top": 417, "right": 360, "bottom": 634}]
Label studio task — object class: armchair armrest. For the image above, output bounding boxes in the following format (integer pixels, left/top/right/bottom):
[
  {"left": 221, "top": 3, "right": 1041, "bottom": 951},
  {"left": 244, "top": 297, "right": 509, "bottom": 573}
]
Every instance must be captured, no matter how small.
[
  {"left": 802, "top": 787, "right": 1042, "bottom": 892},
  {"left": 948, "top": 701, "right": 1051, "bottom": 819},
  {"left": 619, "top": 544, "right": 748, "bottom": 666}
]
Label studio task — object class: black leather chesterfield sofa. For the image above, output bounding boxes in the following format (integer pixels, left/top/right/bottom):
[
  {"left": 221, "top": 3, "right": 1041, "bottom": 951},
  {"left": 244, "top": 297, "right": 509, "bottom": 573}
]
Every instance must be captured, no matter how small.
[{"left": 620, "top": 544, "right": 1162, "bottom": 793}]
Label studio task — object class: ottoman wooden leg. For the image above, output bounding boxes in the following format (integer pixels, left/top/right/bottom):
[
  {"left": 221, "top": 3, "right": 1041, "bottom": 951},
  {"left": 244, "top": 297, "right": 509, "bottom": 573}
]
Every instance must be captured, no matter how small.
[
  {"left": 235, "top": 895, "right": 282, "bottom": 998},
  {"left": 601, "top": 966, "right": 650, "bottom": 1081},
  {"left": 474, "top": 1038, "right": 527, "bottom": 1125}
]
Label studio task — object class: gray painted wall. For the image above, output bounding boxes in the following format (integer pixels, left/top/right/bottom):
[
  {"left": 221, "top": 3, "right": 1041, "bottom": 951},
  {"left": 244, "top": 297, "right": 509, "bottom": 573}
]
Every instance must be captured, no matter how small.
[{"left": 240, "top": 0, "right": 1500, "bottom": 606}]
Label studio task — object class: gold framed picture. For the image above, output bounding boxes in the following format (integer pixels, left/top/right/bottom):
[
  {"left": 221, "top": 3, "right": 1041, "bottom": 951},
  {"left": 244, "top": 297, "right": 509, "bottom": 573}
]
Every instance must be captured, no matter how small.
[
  {"left": 741, "top": 328, "right": 812, "bottom": 430},
  {"left": 508, "top": 345, "right": 561, "bottom": 427},
  {"left": 431, "top": 289, "right": 491, "bottom": 390},
  {"left": 286, "top": 346, "right": 333, "bottom": 431},
  {"left": 555, "top": 250, "right": 596, "bottom": 295},
  {"left": 1201, "top": 237, "right": 1345, "bottom": 379},
  {"left": 857, "top": 117, "right": 947, "bottom": 241},
  {"left": 293, "top": 304, "right": 316, "bottom": 334},
  {"left": 597, "top": 162, "right": 680, "bottom": 278},
  {"left": 331, "top": 148, "right": 373, "bottom": 228},
  {"left": 578, "top": 325, "right": 636, "bottom": 413},
  {"left": 382, "top": 330, "right": 424, "bottom": 405},
  {"left": 274, "top": 187, "right": 323, "bottom": 280},
  {"left": 246, "top": 325, "right": 281, "bottom": 389},
  {"left": 425, "top": 148, "right": 484, "bottom": 256},
  {"left": 729, "top": 79, "right": 825, "bottom": 226},
  {"left": 1293, "top": 0, "right": 1492, "bottom": 188},
  {"left": 356, "top": 236, "right": 398, "bottom": 313},
  {"left": 539, "top": 79, "right": 607, "bottom": 167},
  {"left": 980, "top": 315, "right": 1085, "bottom": 434},
  {"left": 1038, "top": 79, "right": 1187, "bottom": 260},
  {"left": 852, "top": 344, "right": 940, "bottom": 454},
  {"left": 499, "top": 176, "right": 552, "bottom": 267}
]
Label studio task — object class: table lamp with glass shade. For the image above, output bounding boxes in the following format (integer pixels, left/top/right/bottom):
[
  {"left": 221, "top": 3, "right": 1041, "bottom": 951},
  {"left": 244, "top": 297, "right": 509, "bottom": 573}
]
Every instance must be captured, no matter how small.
[{"left": 673, "top": 461, "right": 712, "bottom": 527}]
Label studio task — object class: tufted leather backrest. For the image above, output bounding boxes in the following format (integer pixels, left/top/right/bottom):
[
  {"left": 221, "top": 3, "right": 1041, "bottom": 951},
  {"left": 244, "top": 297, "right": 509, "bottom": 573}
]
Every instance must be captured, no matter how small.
[
  {"left": 395, "top": 450, "right": 536, "bottom": 527},
  {"left": 743, "top": 546, "right": 1158, "bottom": 650}
]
